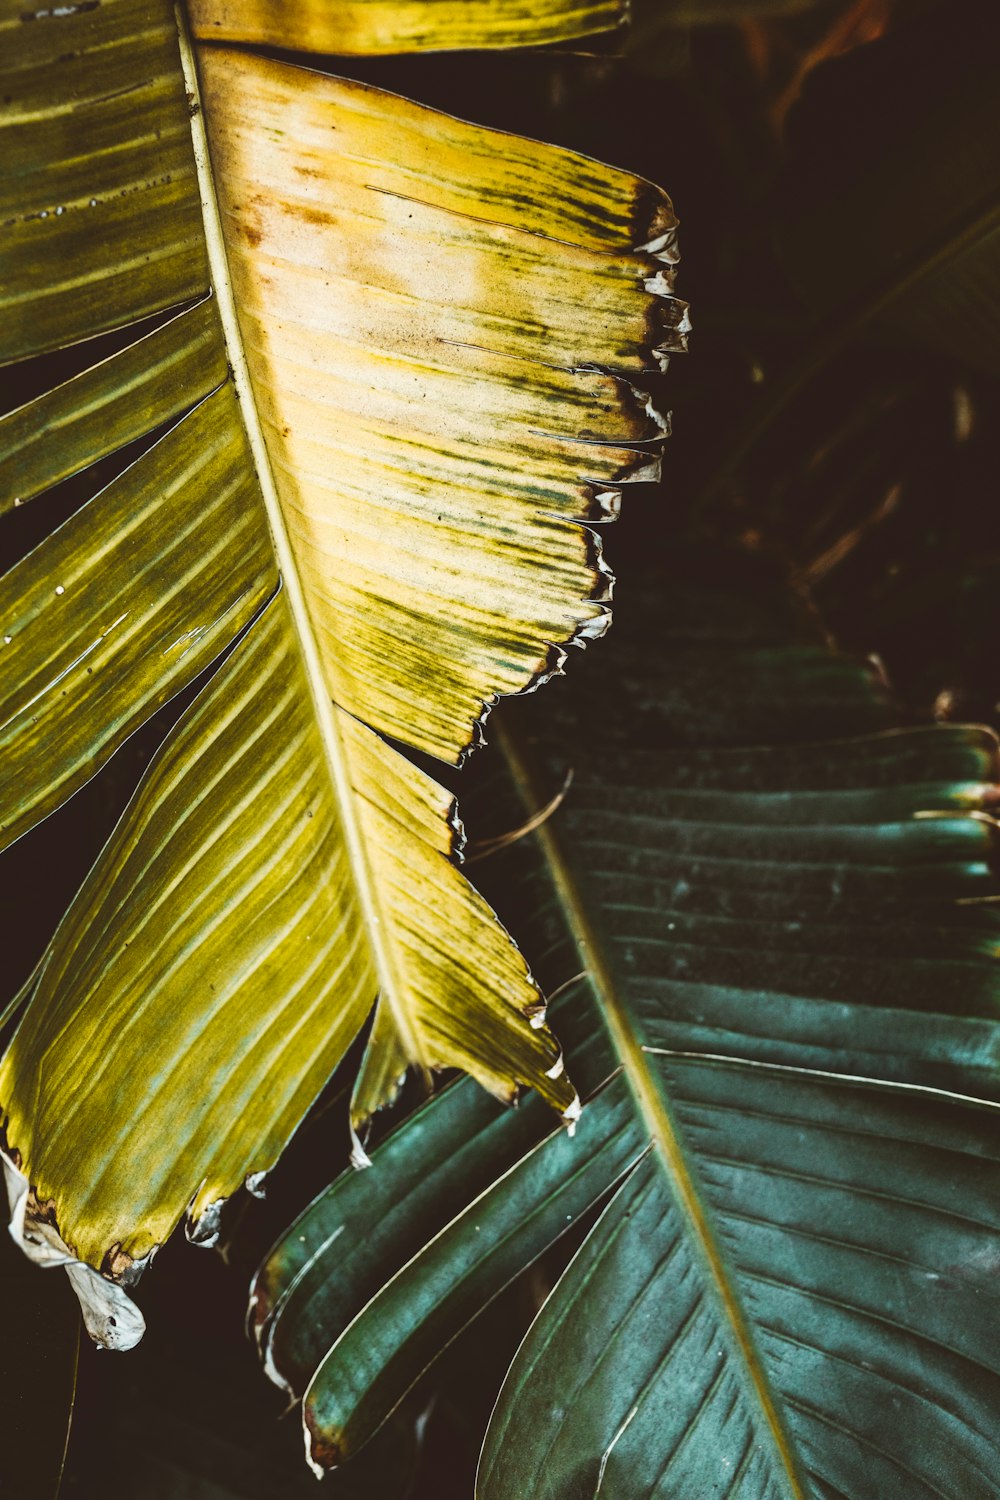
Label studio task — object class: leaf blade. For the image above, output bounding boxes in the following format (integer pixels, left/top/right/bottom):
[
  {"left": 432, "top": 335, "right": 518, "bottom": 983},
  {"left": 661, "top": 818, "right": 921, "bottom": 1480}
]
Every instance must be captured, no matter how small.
[
  {"left": 0, "top": 0, "right": 209, "bottom": 364},
  {"left": 267, "top": 549, "right": 1000, "bottom": 1489},
  {"left": 188, "top": 0, "right": 626, "bottom": 56},
  {"left": 481, "top": 1060, "right": 1000, "bottom": 1500},
  {"left": 0, "top": 383, "right": 276, "bottom": 852},
  {"left": 0, "top": 298, "right": 227, "bottom": 513},
  {"left": 0, "top": 0, "right": 678, "bottom": 1292},
  {"left": 198, "top": 46, "right": 679, "bottom": 764}
]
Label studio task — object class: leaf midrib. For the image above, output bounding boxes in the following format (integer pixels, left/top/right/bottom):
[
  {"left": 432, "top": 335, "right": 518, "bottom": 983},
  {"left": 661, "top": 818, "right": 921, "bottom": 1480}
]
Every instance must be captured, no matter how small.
[
  {"left": 174, "top": 4, "right": 426, "bottom": 1073},
  {"left": 497, "top": 720, "right": 810, "bottom": 1500}
]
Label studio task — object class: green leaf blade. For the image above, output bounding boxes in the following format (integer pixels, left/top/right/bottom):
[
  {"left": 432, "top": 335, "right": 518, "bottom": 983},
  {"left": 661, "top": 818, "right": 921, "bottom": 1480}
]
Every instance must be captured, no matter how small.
[
  {"left": 480, "top": 1059, "right": 1000, "bottom": 1500},
  {"left": 301, "top": 1077, "right": 645, "bottom": 1471},
  {"left": 266, "top": 547, "right": 1000, "bottom": 1488}
]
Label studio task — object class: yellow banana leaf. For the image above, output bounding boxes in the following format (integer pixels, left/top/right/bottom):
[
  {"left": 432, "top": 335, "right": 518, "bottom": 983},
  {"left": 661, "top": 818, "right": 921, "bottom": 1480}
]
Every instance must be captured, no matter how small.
[
  {"left": 0, "top": 0, "right": 683, "bottom": 1345},
  {"left": 188, "top": 0, "right": 626, "bottom": 55}
]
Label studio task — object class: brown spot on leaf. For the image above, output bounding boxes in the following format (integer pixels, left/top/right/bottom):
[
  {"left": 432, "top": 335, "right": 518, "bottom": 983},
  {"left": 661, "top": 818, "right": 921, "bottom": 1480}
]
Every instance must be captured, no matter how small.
[
  {"left": 305, "top": 1423, "right": 344, "bottom": 1472},
  {"left": 294, "top": 204, "right": 337, "bottom": 229},
  {"left": 101, "top": 1241, "right": 136, "bottom": 1281}
]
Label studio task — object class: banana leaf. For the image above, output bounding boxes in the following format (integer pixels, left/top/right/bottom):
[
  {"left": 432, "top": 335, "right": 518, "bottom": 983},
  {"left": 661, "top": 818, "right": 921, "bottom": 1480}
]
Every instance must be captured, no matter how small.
[
  {"left": 0, "top": 0, "right": 682, "bottom": 1341},
  {"left": 187, "top": 0, "right": 626, "bottom": 53},
  {"left": 252, "top": 546, "right": 1000, "bottom": 1494}
]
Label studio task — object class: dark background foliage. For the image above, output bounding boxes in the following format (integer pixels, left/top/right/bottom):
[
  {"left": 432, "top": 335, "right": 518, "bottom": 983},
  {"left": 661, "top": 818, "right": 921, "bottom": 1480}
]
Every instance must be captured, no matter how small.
[{"left": 5, "top": 0, "right": 1000, "bottom": 1493}]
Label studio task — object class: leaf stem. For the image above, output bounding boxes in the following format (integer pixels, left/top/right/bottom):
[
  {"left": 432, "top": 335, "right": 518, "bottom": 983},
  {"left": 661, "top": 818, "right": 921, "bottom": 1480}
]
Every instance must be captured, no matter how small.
[
  {"left": 497, "top": 721, "right": 809, "bottom": 1500},
  {"left": 173, "top": 6, "right": 427, "bottom": 1076}
]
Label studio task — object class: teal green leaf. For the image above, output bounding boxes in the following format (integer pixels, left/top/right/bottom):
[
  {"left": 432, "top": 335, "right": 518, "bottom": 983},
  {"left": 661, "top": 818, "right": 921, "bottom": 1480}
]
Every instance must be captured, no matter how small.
[
  {"left": 251, "top": 983, "right": 615, "bottom": 1397},
  {"left": 304, "top": 1077, "right": 644, "bottom": 1474},
  {"left": 481, "top": 1061, "right": 1000, "bottom": 1500},
  {"left": 254, "top": 553, "right": 1000, "bottom": 1490}
]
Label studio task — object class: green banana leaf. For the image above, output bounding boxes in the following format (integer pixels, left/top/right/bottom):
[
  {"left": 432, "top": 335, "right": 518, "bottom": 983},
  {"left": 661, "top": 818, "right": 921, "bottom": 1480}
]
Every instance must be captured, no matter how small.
[
  {"left": 252, "top": 546, "right": 1000, "bottom": 1494},
  {"left": 0, "top": 0, "right": 680, "bottom": 1338}
]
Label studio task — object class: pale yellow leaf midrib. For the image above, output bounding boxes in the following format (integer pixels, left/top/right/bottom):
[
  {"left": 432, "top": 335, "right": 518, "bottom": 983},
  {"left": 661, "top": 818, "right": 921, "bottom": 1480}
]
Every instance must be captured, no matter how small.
[
  {"left": 497, "top": 723, "right": 810, "bottom": 1500},
  {"left": 174, "top": 5, "right": 427, "bottom": 1074}
]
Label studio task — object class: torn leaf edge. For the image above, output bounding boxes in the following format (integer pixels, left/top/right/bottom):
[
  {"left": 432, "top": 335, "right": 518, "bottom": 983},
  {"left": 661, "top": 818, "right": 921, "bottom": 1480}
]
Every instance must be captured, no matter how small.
[{"left": 2, "top": 1149, "right": 146, "bottom": 1351}]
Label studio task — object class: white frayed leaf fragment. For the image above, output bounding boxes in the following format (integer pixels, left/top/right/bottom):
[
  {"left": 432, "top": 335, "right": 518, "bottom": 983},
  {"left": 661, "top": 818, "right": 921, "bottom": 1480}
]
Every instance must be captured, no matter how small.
[
  {"left": 626, "top": 455, "right": 662, "bottom": 484},
  {"left": 304, "top": 1422, "right": 327, "bottom": 1480},
  {"left": 245, "top": 1169, "right": 268, "bottom": 1200},
  {"left": 574, "top": 609, "right": 612, "bottom": 643},
  {"left": 643, "top": 269, "right": 676, "bottom": 297},
  {"left": 636, "top": 226, "right": 679, "bottom": 262},
  {"left": 624, "top": 383, "right": 671, "bottom": 435},
  {"left": 594, "top": 489, "right": 622, "bottom": 520},
  {"left": 2, "top": 1150, "right": 145, "bottom": 1351},
  {"left": 349, "top": 1120, "right": 373, "bottom": 1170},
  {"left": 186, "top": 1194, "right": 224, "bottom": 1248},
  {"left": 562, "top": 1092, "right": 582, "bottom": 1136}
]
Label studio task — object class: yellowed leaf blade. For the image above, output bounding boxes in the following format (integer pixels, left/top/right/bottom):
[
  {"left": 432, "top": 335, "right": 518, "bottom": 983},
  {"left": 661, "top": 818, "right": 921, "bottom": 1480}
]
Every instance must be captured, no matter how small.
[
  {"left": 340, "top": 711, "right": 573, "bottom": 1122},
  {"left": 0, "top": 6, "right": 681, "bottom": 1318},
  {"left": 199, "top": 48, "right": 684, "bottom": 764},
  {"left": 0, "top": 592, "right": 376, "bottom": 1272},
  {"left": 189, "top": 0, "right": 626, "bottom": 56},
  {"left": 0, "top": 0, "right": 208, "bottom": 364}
]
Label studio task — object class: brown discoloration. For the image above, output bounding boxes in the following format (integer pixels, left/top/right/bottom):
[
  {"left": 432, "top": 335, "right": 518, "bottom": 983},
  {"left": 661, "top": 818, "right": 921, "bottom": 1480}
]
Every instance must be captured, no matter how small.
[
  {"left": 17, "top": 1172, "right": 77, "bottom": 1255},
  {"left": 290, "top": 203, "right": 337, "bottom": 229},
  {"left": 305, "top": 1413, "right": 344, "bottom": 1472},
  {"left": 28, "top": 1188, "right": 60, "bottom": 1232},
  {"left": 101, "top": 1240, "right": 137, "bottom": 1282},
  {"left": 231, "top": 199, "right": 265, "bottom": 248}
]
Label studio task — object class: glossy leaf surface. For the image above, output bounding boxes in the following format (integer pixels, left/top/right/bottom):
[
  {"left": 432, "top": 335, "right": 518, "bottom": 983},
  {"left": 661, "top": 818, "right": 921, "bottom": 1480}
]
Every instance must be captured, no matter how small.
[
  {"left": 0, "top": 383, "right": 276, "bottom": 852},
  {"left": 199, "top": 46, "right": 682, "bottom": 765},
  {"left": 0, "top": 0, "right": 209, "bottom": 362},
  {"left": 483, "top": 1060, "right": 1000, "bottom": 1500},
  {"left": 253, "top": 550, "right": 1000, "bottom": 1491},
  {"left": 0, "top": 0, "right": 675, "bottom": 1324},
  {"left": 189, "top": 0, "right": 626, "bottom": 54},
  {"left": 0, "top": 299, "right": 227, "bottom": 513}
]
